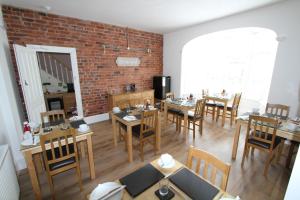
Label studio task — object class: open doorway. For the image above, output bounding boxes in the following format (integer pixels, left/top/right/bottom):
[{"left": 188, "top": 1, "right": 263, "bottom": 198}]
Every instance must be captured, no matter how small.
[
  {"left": 37, "top": 52, "right": 76, "bottom": 118},
  {"left": 181, "top": 27, "right": 278, "bottom": 113},
  {"left": 14, "top": 44, "right": 83, "bottom": 124}
]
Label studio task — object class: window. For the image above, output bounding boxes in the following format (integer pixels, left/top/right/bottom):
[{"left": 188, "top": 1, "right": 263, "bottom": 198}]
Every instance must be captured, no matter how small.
[{"left": 181, "top": 27, "right": 278, "bottom": 113}]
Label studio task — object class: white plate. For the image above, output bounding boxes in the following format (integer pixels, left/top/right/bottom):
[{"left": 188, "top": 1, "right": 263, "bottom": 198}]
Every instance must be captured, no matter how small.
[
  {"left": 78, "top": 127, "right": 90, "bottom": 133},
  {"left": 123, "top": 116, "right": 137, "bottom": 121},
  {"left": 21, "top": 139, "right": 33, "bottom": 146},
  {"left": 157, "top": 158, "right": 175, "bottom": 169}
]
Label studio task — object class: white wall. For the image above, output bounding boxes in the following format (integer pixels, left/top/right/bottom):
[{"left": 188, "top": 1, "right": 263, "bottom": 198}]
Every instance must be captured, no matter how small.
[
  {"left": 0, "top": 7, "right": 26, "bottom": 171},
  {"left": 164, "top": 0, "right": 300, "bottom": 117},
  {"left": 284, "top": 149, "right": 300, "bottom": 200}
]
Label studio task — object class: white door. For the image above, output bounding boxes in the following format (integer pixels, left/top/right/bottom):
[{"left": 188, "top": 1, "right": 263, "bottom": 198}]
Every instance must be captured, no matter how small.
[{"left": 13, "top": 44, "right": 46, "bottom": 124}]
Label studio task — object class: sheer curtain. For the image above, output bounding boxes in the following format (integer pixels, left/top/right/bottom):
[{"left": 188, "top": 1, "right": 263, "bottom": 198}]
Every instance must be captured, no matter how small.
[{"left": 181, "top": 28, "right": 278, "bottom": 113}]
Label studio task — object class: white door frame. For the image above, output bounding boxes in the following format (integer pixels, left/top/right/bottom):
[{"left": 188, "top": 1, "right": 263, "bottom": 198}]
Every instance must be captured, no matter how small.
[{"left": 27, "top": 44, "right": 84, "bottom": 118}]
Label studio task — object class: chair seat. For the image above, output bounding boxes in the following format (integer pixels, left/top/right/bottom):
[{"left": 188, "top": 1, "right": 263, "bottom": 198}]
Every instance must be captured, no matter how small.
[
  {"left": 168, "top": 108, "right": 181, "bottom": 114},
  {"left": 206, "top": 102, "right": 216, "bottom": 107},
  {"left": 49, "top": 157, "right": 76, "bottom": 171},
  {"left": 216, "top": 104, "right": 233, "bottom": 111},
  {"left": 132, "top": 125, "right": 155, "bottom": 138},
  {"left": 248, "top": 134, "right": 281, "bottom": 149}
]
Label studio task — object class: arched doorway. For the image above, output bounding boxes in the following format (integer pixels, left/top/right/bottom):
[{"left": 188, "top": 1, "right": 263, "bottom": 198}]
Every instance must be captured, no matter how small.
[{"left": 181, "top": 27, "right": 278, "bottom": 113}]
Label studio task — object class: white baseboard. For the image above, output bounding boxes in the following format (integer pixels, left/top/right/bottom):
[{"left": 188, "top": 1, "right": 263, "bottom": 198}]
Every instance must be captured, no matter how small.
[{"left": 84, "top": 113, "right": 109, "bottom": 124}]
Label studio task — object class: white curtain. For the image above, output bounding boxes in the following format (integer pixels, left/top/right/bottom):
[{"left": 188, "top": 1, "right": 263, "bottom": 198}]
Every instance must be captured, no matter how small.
[{"left": 181, "top": 27, "right": 278, "bottom": 113}]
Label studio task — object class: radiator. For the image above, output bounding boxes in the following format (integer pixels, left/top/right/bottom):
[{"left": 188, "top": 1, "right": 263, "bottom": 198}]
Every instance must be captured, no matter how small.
[{"left": 0, "top": 145, "right": 20, "bottom": 200}]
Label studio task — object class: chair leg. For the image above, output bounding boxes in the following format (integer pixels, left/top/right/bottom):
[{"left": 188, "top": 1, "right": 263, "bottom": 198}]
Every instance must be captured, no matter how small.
[
  {"left": 199, "top": 120, "right": 203, "bottom": 135},
  {"left": 47, "top": 175, "right": 55, "bottom": 198},
  {"left": 192, "top": 122, "right": 195, "bottom": 139},
  {"left": 230, "top": 111, "right": 234, "bottom": 126},
  {"left": 212, "top": 107, "right": 215, "bottom": 120},
  {"left": 241, "top": 144, "right": 249, "bottom": 167},
  {"left": 251, "top": 147, "right": 255, "bottom": 156},
  {"left": 76, "top": 166, "right": 83, "bottom": 191},
  {"left": 264, "top": 152, "right": 274, "bottom": 176},
  {"left": 216, "top": 108, "right": 219, "bottom": 122},
  {"left": 140, "top": 142, "right": 144, "bottom": 161}
]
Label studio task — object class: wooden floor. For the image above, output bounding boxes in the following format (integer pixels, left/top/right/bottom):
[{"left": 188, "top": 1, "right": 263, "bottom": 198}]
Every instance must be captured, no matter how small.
[{"left": 19, "top": 115, "right": 294, "bottom": 200}]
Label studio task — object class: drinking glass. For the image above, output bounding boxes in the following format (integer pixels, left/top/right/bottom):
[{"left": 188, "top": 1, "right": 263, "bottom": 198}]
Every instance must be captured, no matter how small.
[{"left": 159, "top": 178, "right": 169, "bottom": 196}]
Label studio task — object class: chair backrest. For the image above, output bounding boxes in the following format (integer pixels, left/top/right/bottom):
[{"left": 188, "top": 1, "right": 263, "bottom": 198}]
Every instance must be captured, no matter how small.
[
  {"left": 202, "top": 89, "right": 209, "bottom": 98},
  {"left": 41, "top": 110, "right": 65, "bottom": 124},
  {"left": 193, "top": 99, "right": 206, "bottom": 120},
  {"left": 247, "top": 115, "right": 279, "bottom": 150},
  {"left": 140, "top": 110, "right": 158, "bottom": 139},
  {"left": 40, "top": 128, "right": 78, "bottom": 172},
  {"left": 165, "top": 92, "right": 175, "bottom": 99},
  {"left": 265, "top": 103, "right": 290, "bottom": 120},
  {"left": 187, "top": 146, "right": 231, "bottom": 191},
  {"left": 116, "top": 100, "right": 131, "bottom": 109},
  {"left": 232, "top": 93, "right": 242, "bottom": 110}
]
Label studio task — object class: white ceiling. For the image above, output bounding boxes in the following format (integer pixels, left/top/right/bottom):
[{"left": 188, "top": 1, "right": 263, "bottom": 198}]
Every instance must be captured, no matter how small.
[{"left": 0, "top": 0, "right": 284, "bottom": 33}]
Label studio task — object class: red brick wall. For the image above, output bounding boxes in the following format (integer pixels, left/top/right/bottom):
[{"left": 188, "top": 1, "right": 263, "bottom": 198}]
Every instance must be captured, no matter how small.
[{"left": 2, "top": 6, "right": 163, "bottom": 117}]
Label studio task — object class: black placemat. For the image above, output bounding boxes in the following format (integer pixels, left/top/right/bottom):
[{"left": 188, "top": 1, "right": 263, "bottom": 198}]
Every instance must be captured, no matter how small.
[
  {"left": 155, "top": 189, "right": 175, "bottom": 200},
  {"left": 119, "top": 164, "right": 165, "bottom": 198},
  {"left": 70, "top": 119, "right": 86, "bottom": 129},
  {"left": 169, "top": 168, "right": 219, "bottom": 200},
  {"left": 115, "top": 112, "right": 141, "bottom": 120}
]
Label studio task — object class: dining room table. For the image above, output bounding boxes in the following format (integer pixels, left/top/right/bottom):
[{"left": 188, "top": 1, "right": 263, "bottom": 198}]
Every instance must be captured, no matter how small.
[
  {"left": 163, "top": 99, "right": 196, "bottom": 137},
  {"left": 203, "top": 94, "right": 230, "bottom": 127},
  {"left": 88, "top": 158, "right": 234, "bottom": 200},
  {"left": 111, "top": 108, "right": 161, "bottom": 162},
  {"left": 231, "top": 112, "right": 300, "bottom": 167},
  {"left": 20, "top": 120, "right": 96, "bottom": 200}
]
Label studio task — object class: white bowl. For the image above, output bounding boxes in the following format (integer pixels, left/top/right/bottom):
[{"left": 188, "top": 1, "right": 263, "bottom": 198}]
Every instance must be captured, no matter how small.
[
  {"left": 158, "top": 154, "right": 175, "bottom": 169},
  {"left": 112, "top": 107, "right": 121, "bottom": 113}
]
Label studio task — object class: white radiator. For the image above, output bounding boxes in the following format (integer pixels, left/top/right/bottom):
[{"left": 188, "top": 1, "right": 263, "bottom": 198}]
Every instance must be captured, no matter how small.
[{"left": 0, "top": 145, "right": 20, "bottom": 200}]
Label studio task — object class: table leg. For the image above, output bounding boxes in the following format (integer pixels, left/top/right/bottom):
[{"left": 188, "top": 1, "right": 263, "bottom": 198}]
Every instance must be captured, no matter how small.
[
  {"left": 86, "top": 135, "right": 95, "bottom": 179},
  {"left": 276, "top": 139, "right": 284, "bottom": 163},
  {"left": 231, "top": 120, "right": 242, "bottom": 160},
  {"left": 112, "top": 114, "right": 118, "bottom": 147},
  {"left": 183, "top": 110, "right": 188, "bottom": 138},
  {"left": 80, "top": 142, "right": 86, "bottom": 158},
  {"left": 286, "top": 142, "right": 296, "bottom": 168},
  {"left": 24, "top": 151, "right": 42, "bottom": 200},
  {"left": 222, "top": 102, "right": 227, "bottom": 127},
  {"left": 127, "top": 125, "right": 133, "bottom": 162},
  {"left": 164, "top": 102, "right": 168, "bottom": 129},
  {"left": 156, "top": 112, "right": 161, "bottom": 152}
]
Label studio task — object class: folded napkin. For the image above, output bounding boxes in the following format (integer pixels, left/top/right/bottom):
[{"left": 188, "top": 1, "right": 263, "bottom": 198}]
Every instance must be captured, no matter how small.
[
  {"left": 220, "top": 196, "right": 240, "bottom": 200},
  {"left": 123, "top": 115, "right": 137, "bottom": 121},
  {"left": 89, "top": 182, "right": 125, "bottom": 200}
]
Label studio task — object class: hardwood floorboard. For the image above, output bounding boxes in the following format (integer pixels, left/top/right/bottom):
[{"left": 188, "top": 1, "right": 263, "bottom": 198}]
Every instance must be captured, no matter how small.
[{"left": 18, "top": 116, "right": 293, "bottom": 200}]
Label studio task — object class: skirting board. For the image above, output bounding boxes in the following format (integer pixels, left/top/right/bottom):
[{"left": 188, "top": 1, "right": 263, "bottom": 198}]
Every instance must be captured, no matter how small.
[{"left": 84, "top": 113, "right": 109, "bottom": 124}]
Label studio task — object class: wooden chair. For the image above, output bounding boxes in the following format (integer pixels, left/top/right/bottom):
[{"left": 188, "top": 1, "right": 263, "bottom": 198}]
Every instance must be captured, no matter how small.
[
  {"left": 41, "top": 110, "right": 65, "bottom": 126},
  {"left": 132, "top": 109, "right": 159, "bottom": 161},
  {"left": 186, "top": 146, "right": 231, "bottom": 191},
  {"left": 202, "top": 89, "right": 217, "bottom": 120},
  {"left": 178, "top": 99, "right": 206, "bottom": 138},
  {"left": 40, "top": 128, "right": 82, "bottom": 197},
  {"left": 265, "top": 103, "right": 290, "bottom": 120},
  {"left": 164, "top": 92, "right": 180, "bottom": 124},
  {"left": 241, "top": 115, "right": 282, "bottom": 176},
  {"left": 216, "top": 93, "right": 242, "bottom": 126}
]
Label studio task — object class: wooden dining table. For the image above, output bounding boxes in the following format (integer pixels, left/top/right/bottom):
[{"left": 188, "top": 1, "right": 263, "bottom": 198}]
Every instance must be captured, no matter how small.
[
  {"left": 231, "top": 115, "right": 300, "bottom": 166},
  {"left": 203, "top": 95, "right": 230, "bottom": 127},
  {"left": 111, "top": 109, "right": 161, "bottom": 162},
  {"left": 89, "top": 158, "right": 233, "bottom": 200},
  {"left": 20, "top": 123, "right": 96, "bottom": 200},
  {"left": 163, "top": 100, "right": 195, "bottom": 136}
]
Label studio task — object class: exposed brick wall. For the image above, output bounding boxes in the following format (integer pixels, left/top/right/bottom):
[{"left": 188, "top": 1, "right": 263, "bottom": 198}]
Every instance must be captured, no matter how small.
[{"left": 2, "top": 6, "right": 163, "bottom": 117}]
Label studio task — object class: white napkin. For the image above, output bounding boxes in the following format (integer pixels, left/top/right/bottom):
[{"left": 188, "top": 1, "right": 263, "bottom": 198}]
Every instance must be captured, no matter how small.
[
  {"left": 123, "top": 115, "right": 137, "bottom": 121},
  {"left": 89, "top": 182, "right": 124, "bottom": 200}
]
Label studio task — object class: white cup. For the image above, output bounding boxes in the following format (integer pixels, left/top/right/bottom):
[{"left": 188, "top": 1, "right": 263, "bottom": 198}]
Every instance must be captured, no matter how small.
[
  {"left": 160, "top": 154, "right": 173, "bottom": 165},
  {"left": 79, "top": 124, "right": 89, "bottom": 131},
  {"left": 24, "top": 131, "right": 32, "bottom": 141},
  {"left": 112, "top": 107, "right": 121, "bottom": 113}
]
